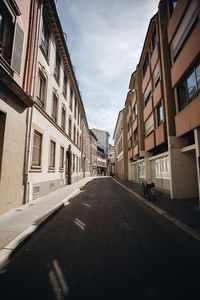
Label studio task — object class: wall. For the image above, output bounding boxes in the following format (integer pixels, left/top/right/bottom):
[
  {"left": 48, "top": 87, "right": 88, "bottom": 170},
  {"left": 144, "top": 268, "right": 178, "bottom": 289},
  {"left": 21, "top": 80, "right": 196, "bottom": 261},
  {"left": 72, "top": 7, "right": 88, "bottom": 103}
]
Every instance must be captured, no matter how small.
[{"left": 0, "top": 86, "right": 27, "bottom": 214}]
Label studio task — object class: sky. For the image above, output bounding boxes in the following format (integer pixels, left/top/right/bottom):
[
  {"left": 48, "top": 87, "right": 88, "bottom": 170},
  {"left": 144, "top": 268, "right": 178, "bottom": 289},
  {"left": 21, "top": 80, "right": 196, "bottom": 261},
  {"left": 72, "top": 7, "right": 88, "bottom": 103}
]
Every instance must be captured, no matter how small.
[{"left": 57, "top": 0, "right": 159, "bottom": 144}]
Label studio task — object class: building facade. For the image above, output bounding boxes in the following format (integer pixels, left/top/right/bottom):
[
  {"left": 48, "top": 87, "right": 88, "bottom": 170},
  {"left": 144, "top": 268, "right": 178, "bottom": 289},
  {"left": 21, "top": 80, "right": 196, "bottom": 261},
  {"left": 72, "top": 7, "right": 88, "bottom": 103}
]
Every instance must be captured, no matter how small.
[
  {"left": 0, "top": 0, "right": 34, "bottom": 214},
  {"left": 21, "top": 0, "right": 90, "bottom": 202},
  {"left": 90, "top": 130, "right": 98, "bottom": 176},
  {"left": 108, "top": 144, "right": 115, "bottom": 176},
  {"left": 123, "top": 0, "right": 200, "bottom": 204},
  {"left": 97, "top": 147, "right": 107, "bottom": 176},
  {"left": 113, "top": 108, "right": 128, "bottom": 180},
  {"left": 91, "top": 128, "right": 110, "bottom": 174}
]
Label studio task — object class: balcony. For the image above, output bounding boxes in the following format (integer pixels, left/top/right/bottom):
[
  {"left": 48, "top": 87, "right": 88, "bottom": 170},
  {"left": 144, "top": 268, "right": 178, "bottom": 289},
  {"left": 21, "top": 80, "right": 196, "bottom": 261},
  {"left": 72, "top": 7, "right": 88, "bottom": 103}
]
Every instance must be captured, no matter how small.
[
  {"left": 143, "top": 97, "right": 153, "bottom": 122},
  {"left": 133, "top": 143, "right": 139, "bottom": 156},
  {"left": 145, "top": 131, "right": 155, "bottom": 151},
  {"left": 128, "top": 149, "right": 133, "bottom": 160},
  {"left": 171, "top": 22, "right": 200, "bottom": 88},
  {"left": 132, "top": 117, "right": 138, "bottom": 133},
  {"left": 150, "top": 44, "right": 159, "bottom": 72},
  {"left": 167, "top": 0, "right": 189, "bottom": 43},
  {"left": 142, "top": 65, "right": 151, "bottom": 94},
  {"left": 153, "top": 81, "right": 162, "bottom": 107},
  {"left": 175, "top": 94, "right": 200, "bottom": 136},
  {"left": 155, "top": 122, "right": 166, "bottom": 146}
]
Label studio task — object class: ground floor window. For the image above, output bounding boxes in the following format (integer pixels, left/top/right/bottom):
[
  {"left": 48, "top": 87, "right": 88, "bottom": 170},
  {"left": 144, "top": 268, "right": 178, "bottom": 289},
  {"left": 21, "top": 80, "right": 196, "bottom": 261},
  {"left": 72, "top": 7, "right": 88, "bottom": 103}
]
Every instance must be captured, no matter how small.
[
  {"left": 155, "top": 156, "right": 170, "bottom": 179},
  {"left": 32, "top": 130, "right": 42, "bottom": 168}
]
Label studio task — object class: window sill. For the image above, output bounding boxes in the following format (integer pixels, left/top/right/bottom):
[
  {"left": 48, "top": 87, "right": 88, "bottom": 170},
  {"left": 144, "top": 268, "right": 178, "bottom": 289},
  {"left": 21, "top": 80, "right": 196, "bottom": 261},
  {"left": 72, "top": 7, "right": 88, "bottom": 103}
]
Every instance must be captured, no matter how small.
[
  {"left": 48, "top": 168, "right": 55, "bottom": 173},
  {"left": 30, "top": 166, "right": 42, "bottom": 173},
  {"left": 59, "top": 168, "right": 64, "bottom": 173}
]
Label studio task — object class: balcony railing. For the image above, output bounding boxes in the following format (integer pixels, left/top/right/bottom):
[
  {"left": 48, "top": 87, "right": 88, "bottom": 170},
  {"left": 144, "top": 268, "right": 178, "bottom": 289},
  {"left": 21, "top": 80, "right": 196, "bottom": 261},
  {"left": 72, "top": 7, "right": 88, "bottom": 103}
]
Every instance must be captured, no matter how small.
[{"left": 36, "top": 97, "right": 44, "bottom": 108}]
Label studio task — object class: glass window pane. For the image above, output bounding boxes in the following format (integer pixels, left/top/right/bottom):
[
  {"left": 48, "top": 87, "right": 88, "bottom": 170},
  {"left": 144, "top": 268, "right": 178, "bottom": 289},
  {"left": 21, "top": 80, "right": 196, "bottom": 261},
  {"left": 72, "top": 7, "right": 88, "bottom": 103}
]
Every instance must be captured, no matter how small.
[
  {"left": 187, "top": 71, "right": 196, "bottom": 97},
  {"left": 195, "top": 63, "right": 200, "bottom": 89}
]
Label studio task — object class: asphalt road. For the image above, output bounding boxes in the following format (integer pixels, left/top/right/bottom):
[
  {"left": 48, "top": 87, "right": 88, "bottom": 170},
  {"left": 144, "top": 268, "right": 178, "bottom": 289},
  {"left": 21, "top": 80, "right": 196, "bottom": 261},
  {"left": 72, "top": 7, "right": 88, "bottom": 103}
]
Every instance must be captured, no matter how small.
[{"left": 0, "top": 177, "right": 200, "bottom": 300}]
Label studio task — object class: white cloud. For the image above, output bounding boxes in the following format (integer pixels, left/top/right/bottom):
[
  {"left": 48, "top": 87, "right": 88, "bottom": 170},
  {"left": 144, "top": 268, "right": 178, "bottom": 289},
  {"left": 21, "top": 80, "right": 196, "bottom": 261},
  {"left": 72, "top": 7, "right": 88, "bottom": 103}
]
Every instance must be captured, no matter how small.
[{"left": 58, "top": 0, "right": 159, "bottom": 143}]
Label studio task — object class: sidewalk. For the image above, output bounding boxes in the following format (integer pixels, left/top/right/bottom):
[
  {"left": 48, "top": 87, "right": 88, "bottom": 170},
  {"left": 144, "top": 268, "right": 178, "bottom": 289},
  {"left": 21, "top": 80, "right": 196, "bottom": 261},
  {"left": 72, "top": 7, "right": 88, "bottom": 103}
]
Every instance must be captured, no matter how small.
[
  {"left": 0, "top": 176, "right": 95, "bottom": 267},
  {"left": 0, "top": 176, "right": 199, "bottom": 268},
  {"left": 114, "top": 178, "right": 200, "bottom": 241}
]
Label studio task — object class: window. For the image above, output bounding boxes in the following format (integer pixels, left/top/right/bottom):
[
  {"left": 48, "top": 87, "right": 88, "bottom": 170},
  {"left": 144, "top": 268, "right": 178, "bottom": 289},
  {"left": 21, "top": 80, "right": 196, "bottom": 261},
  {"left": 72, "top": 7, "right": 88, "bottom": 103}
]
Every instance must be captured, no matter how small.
[
  {"left": 63, "top": 75, "right": 67, "bottom": 98},
  {"left": 145, "top": 113, "right": 154, "bottom": 136},
  {"left": 77, "top": 131, "right": 79, "bottom": 147},
  {"left": 73, "top": 154, "right": 75, "bottom": 171},
  {"left": 49, "top": 140, "right": 56, "bottom": 168},
  {"left": 177, "top": 61, "right": 200, "bottom": 111},
  {"left": 54, "top": 52, "right": 60, "bottom": 81},
  {"left": 41, "top": 18, "right": 49, "bottom": 56},
  {"left": 153, "top": 62, "right": 160, "bottom": 88},
  {"left": 157, "top": 102, "right": 163, "bottom": 126},
  {"left": 36, "top": 71, "right": 46, "bottom": 108},
  {"left": 151, "top": 28, "right": 157, "bottom": 52},
  {"left": 169, "top": 0, "right": 178, "bottom": 16},
  {"left": 132, "top": 128, "right": 138, "bottom": 144},
  {"left": 70, "top": 89, "right": 73, "bottom": 110},
  {"left": 172, "top": 0, "right": 198, "bottom": 60},
  {"left": 0, "top": 2, "right": 25, "bottom": 75},
  {"left": 133, "top": 103, "right": 137, "bottom": 121},
  {"left": 143, "top": 53, "right": 149, "bottom": 78},
  {"left": 0, "top": 2, "right": 14, "bottom": 63},
  {"left": 128, "top": 117, "right": 131, "bottom": 132},
  {"left": 73, "top": 125, "right": 76, "bottom": 143},
  {"left": 74, "top": 99, "right": 77, "bottom": 118},
  {"left": 78, "top": 109, "right": 80, "bottom": 125},
  {"left": 32, "top": 131, "right": 42, "bottom": 167},
  {"left": 52, "top": 94, "right": 57, "bottom": 122},
  {"left": 68, "top": 117, "right": 72, "bottom": 138},
  {"left": 138, "top": 161, "right": 145, "bottom": 179},
  {"left": 60, "top": 146, "right": 64, "bottom": 169},
  {"left": 144, "top": 81, "right": 152, "bottom": 106},
  {"left": 155, "top": 156, "right": 170, "bottom": 179},
  {"left": 61, "top": 108, "right": 66, "bottom": 131}
]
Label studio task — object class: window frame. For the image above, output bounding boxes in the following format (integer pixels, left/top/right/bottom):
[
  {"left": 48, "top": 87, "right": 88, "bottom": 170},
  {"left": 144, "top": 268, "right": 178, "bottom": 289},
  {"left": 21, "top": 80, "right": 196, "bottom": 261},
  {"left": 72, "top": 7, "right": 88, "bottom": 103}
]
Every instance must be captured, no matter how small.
[
  {"left": 49, "top": 140, "right": 56, "bottom": 169},
  {"left": 54, "top": 51, "right": 60, "bottom": 82},
  {"left": 145, "top": 113, "right": 154, "bottom": 137},
  {"left": 177, "top": 60, "right": 200, "bottom": 111},
  {"left": 157, "top": 102, "right": 163, "bottom": 126},
  {"left": 41, "top": 17, "right": 49, "bottom": 58},
  {"left": 32, "top": 130, "right": 42, "bottom": 168},
  {"left": 59, "top": 146, "right": 64, "bottom": 170},
  {"left": 61, "top": 107, "right": 66, "bottom": 131},
  {"left": 51, "top": 93, "right": 58, "bottom": 123},
  {"left": 144, "top": 81, "right": 152, "bottom": 106}
]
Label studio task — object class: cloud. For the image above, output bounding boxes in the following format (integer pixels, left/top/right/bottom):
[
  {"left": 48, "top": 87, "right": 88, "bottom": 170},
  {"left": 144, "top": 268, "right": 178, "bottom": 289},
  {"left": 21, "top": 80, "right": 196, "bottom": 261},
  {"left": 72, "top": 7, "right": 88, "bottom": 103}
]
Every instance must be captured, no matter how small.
[{"left": 58, "top": 0, "right": 159, "bottom": 142}]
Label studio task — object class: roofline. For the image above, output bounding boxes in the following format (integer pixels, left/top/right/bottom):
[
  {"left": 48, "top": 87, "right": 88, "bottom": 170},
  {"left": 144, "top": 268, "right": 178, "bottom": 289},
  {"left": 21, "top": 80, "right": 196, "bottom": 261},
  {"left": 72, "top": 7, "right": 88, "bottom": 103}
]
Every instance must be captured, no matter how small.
[{"left": 138, "top": 13, "right": 158, "bottom": 66}]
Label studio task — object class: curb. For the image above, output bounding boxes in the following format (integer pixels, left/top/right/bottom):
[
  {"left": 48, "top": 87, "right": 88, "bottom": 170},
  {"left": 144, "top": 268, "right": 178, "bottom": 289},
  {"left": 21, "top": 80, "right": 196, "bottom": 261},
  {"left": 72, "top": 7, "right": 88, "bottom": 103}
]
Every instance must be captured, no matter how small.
[
  {"left": 113, "top": 178, "right": 200, "bottom": 241},
  {"left": 0, "top": 178, "right": 94, "bottom": 269}
]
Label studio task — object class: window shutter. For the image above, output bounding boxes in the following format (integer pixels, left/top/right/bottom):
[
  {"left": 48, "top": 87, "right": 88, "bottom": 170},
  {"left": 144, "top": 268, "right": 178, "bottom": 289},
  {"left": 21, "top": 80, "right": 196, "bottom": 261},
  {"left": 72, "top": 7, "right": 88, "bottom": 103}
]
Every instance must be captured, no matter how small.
[{"left": 11, "top": 22, "right": 25, "bottom": 75}]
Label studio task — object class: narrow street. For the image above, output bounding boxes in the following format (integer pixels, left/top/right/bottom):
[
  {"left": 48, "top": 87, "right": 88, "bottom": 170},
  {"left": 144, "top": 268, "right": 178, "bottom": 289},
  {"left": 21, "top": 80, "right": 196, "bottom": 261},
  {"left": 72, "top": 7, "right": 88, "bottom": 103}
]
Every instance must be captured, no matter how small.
[{"left": 0, "top": 178, "right": 199, "bottom": 300}]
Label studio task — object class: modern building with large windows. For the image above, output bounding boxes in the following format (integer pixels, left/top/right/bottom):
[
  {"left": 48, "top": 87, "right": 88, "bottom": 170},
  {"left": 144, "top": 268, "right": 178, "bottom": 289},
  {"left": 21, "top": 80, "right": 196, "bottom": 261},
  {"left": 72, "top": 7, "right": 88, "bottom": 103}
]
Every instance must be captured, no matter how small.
[{"left": 117, "top": 0, "right": 200, "bottom": 204}]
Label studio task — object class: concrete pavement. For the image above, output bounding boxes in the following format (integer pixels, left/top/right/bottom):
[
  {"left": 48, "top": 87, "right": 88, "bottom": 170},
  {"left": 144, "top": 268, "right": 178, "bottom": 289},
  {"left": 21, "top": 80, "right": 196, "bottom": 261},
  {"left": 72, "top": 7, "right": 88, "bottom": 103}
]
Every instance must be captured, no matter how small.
[
  {"left": 0, "top": 176, "right": 95, "bottom": 267},
  {"left": 0, "top": 175, "right": 200, "bottom": 268},
  {"left": 114, "top": 178, "right": 200, "bottom": 241}
]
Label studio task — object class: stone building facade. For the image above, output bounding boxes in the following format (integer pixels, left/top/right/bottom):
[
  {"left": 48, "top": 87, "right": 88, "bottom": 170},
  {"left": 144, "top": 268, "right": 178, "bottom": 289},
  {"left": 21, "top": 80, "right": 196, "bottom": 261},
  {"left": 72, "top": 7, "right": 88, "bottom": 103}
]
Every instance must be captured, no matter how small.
[{"left": 0, "top": 0, "right": 34, "bottom": 214}]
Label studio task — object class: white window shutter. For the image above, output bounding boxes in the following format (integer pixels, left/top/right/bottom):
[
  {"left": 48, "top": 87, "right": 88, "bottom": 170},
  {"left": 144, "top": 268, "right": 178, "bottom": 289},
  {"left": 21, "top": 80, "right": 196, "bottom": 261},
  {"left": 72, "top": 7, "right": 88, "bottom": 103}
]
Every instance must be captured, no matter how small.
[{"left": 11, "top": 22, "right": 25, "bottom": 75}]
